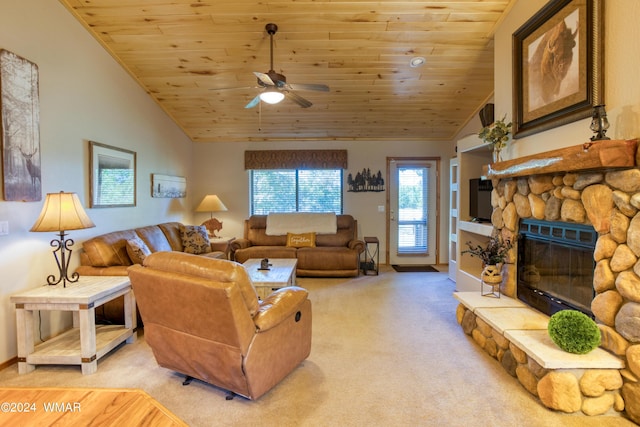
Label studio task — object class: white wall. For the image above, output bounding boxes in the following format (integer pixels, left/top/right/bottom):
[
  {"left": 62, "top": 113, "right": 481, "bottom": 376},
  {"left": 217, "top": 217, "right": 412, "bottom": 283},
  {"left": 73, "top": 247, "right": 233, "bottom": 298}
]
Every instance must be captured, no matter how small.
[
  {"left": 191, "top": 139, "right": 456, "bottom": 265},
  {"left": 495, "top": 0, "right": 640, "bottom": 160},
  {"left": 0, "top": 0, "right": 193, "bottom": 363}
]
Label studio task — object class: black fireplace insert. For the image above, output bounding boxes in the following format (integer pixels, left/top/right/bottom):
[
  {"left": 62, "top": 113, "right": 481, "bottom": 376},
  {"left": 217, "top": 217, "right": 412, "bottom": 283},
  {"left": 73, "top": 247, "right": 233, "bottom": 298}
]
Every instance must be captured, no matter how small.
[{"left": 517, "top": 219, "right": 596, "bottom": 318}]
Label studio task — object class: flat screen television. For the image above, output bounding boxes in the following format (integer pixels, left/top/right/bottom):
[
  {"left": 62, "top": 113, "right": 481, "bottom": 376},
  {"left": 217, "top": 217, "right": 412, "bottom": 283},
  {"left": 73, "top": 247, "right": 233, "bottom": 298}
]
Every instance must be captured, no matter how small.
[{"left": 469, "top": 178, "right": 493, "bottom": 222}]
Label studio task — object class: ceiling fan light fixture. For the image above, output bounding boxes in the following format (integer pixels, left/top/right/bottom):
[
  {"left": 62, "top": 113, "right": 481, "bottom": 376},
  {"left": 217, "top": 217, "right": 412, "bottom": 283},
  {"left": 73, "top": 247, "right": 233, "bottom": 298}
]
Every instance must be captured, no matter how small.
[{"left": 259, "top": 90, "right": 285, "bottom": 104}]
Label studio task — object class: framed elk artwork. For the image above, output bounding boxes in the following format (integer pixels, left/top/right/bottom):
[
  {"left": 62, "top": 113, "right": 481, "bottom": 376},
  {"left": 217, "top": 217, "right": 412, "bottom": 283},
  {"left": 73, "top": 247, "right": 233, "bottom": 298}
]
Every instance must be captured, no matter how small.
[
  {"left": 512, "top": 0, "right": 603, "bottom": 138},
  {"left": 0, "top": 49, "right": 41, "bottom": 201}
]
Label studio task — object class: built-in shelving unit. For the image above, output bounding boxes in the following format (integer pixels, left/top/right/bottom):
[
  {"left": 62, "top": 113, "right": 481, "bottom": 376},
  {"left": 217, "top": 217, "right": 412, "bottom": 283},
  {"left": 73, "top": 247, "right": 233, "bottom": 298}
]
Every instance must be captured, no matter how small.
[
  {"left": 453, "top": 134, "right": 494, "bottom": 292},
  {"left": 448, "top": 157, "right": 458, "bottom": 282}
]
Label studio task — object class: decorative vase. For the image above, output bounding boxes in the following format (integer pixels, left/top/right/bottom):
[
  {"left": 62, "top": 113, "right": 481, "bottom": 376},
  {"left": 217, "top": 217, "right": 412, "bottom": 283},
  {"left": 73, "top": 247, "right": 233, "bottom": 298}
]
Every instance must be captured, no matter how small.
[
  {"left": 482, "top": 264, "right": 503, "bottom": 284},
  {"left": 481, "top": 263, "right": 503, "bottom": 298},
  {"left": 492, "top": 146, "right": 502, "bottom": 163}
]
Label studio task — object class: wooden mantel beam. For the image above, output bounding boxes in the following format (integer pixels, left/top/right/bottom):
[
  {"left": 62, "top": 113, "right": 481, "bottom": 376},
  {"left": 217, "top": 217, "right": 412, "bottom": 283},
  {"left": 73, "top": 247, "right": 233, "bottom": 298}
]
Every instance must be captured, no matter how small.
[{"left": 484, "top": 139, "right": 638, "bottom": 179}]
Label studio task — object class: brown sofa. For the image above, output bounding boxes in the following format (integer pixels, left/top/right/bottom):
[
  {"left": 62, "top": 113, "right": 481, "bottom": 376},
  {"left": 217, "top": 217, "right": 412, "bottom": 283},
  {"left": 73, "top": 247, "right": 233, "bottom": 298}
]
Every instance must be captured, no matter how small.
[
  {"left": 76, "top": 222, "right": 225, "bottom": 322},
  {"left": 230, "top": 214, "right": 365, "bottom": 277},
  {"left": 128, "top": 252, "right": 312, "bottom": 400}
]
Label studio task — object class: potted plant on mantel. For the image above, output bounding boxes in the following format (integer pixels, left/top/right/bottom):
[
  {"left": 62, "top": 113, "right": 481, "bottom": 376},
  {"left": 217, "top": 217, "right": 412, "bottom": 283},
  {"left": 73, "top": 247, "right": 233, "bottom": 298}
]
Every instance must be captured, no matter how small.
[
  {"left": 462, "top": 233, "right": 514, "bottom": 290},
  {"left": 479, "top": 115, "right": 512, "bottom": 163}
]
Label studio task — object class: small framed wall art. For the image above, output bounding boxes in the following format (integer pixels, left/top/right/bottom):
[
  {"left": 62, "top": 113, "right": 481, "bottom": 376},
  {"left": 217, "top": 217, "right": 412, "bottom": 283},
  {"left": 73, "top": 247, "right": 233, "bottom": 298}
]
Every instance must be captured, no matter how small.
[{"left": 152, "top": 174, "right": 186, "bottom": 198}]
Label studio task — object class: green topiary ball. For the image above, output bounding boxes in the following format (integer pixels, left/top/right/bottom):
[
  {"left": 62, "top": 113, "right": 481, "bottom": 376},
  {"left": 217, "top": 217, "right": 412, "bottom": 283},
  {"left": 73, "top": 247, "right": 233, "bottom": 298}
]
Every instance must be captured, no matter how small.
[{"left": 548, "top": 310, "right": 601, "bottom": 354}]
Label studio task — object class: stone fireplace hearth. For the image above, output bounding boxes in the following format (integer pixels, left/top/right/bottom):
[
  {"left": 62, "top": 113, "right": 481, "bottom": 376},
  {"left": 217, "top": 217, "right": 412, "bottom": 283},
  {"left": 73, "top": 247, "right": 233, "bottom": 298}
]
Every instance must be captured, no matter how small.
[{"left": 455, "top": 139, "right": 640, "bottom": 422}]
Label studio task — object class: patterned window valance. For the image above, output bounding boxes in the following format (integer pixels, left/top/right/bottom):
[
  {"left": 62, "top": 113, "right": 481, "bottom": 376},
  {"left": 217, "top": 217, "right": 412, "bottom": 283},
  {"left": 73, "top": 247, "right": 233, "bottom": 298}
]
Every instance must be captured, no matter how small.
[{"left": 245, "top": 150, "right": 348, "bottom": 170}]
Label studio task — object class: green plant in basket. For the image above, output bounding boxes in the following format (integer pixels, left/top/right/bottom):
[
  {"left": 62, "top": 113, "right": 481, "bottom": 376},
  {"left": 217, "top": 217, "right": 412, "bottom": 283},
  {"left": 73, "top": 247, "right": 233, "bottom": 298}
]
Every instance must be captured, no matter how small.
[{"left": 548, "top": 310, "right": 601, "bottom": 354}]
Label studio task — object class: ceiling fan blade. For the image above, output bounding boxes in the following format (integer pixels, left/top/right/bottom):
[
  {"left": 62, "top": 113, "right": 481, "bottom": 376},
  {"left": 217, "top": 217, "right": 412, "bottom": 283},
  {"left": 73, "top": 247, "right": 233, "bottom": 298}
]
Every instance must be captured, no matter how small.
[
  {"left": 209, "top": 86, "right": 257, "bottom": 91},
  {"left": 287, "top": 83, "right": 330, "bottom": 92},
  {"left": 285, "top": 91, "right": 312, "bottom": 108},
  {"left": 245, "top": 95, "right": 261, "bottom": 109},
  {"left": 254, "top": 71, "right": 275, "bottom": 86}
]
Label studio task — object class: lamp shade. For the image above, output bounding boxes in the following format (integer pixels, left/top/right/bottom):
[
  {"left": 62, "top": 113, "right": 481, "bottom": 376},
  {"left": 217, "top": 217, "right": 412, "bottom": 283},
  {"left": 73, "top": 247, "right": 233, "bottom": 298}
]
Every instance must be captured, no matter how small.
[
  {"left": 30, "top": 191, "right": 95, "bottom": 232},
  {"left": 259, "top": 90, "right": 285, "bottom": 104},
  {"left": 196, "top": 195, "right": 228, "bottom": 213}
]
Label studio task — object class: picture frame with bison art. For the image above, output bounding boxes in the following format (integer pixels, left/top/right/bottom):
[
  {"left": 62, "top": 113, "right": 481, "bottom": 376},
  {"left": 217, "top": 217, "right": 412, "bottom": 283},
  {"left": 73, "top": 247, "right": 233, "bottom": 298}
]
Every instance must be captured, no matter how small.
[
  {"left": 0, "top": 49, "right": 41, "bottom": 202},
  {"left": 512, "top": 0, "right": 603, "bottom": 138}
]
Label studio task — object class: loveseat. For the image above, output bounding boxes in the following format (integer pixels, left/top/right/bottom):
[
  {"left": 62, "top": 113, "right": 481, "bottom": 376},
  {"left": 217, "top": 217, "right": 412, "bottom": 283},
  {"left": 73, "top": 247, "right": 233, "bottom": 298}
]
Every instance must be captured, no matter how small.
[
  {"left": 128, "top": 251, "right": 312, "bottom": 400},
  {"left": 230, "top": 214, "right": 365, "bottom": 277},
  {"left": 76, "top": 222, "right": 225, "bottom": 322}
]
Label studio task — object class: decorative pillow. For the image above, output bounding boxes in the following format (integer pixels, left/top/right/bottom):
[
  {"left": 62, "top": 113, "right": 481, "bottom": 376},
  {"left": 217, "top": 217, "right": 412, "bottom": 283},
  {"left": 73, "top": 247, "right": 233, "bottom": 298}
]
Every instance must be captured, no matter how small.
[
  {"left": 180, "top": 225, "right": 212, "bottom": 255},
  {"left": 126, "top": 236, "right": 152, "bottom": 264},
  {"left": 286, "top": 232, "right": 316, "bottom": 248}
]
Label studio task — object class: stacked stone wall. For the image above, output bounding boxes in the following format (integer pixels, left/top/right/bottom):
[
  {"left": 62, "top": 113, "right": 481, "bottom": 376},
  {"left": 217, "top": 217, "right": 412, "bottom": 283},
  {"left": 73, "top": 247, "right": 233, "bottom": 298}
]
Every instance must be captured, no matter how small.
[{"left": 487, "top": 169, "right": 640, "bottom": 422}]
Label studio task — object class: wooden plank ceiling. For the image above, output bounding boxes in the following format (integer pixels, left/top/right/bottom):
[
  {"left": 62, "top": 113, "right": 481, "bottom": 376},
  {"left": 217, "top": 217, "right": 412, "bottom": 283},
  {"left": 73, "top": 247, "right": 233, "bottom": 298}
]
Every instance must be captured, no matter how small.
[{"left": 59, "top": 0, "right": 513, "bottom": 143}]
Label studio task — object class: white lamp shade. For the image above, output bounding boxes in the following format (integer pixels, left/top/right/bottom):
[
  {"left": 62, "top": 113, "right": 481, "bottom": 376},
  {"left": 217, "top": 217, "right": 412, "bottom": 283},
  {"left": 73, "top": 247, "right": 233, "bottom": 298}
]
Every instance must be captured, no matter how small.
[
  {"left": 259, "top": 90, "right": 285, "bottom": 104},
  {"left": 196, "top": 195, "right": 228, "bottom": 212},
  {"left": 30, "top": 191, "right": 95, "bottom": 232}
]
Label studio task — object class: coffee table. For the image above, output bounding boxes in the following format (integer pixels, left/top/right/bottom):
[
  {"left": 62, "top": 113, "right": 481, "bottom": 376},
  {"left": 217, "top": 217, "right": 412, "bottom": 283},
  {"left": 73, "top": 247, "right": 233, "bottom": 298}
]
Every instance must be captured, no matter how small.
[
  {"left": 10, "top": 276, "right": 136, "bottom": 375},
  {"left": 243, "top": 258, "right": 297, "bottom": 299}
]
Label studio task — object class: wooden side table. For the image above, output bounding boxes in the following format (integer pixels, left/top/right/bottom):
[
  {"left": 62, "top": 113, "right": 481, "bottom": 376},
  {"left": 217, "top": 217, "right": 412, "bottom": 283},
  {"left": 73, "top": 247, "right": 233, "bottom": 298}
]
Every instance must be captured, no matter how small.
[
  {"left": 10, "top": 276, "right": 136, "bottom": 375},
  {"left": 362, "top": 236, "right": 379, "bottom": 275}
]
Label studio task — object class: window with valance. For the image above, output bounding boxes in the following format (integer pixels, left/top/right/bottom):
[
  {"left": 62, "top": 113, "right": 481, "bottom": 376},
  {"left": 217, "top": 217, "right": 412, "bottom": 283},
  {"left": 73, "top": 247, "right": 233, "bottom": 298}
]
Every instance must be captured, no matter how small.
[
  {"left": 245, "top": 150, "right": 348, "bottom": 215},
  {"left": 244, "top": 150, "right": 348, "bottom": 170}
]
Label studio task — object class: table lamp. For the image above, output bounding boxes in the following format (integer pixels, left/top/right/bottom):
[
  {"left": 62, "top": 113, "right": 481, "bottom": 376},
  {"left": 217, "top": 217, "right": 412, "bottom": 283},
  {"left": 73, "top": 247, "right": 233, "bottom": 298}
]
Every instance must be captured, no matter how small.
[
  {"left": 30, "top": 191, "right": 95, "bottom": 287},
  {"left": 196, "top": 194, "right": 228, "bottom": 237}
]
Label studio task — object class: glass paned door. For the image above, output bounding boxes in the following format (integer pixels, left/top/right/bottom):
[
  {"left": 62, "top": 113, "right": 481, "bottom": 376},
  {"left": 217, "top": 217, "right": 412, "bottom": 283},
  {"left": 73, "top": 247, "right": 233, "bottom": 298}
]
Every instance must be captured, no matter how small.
[
  {"left": 398, "top": 167, "right": 428, "bottom": 253},
  {"left": 389, "top": 160, "right": 438, "bottom": 265}
]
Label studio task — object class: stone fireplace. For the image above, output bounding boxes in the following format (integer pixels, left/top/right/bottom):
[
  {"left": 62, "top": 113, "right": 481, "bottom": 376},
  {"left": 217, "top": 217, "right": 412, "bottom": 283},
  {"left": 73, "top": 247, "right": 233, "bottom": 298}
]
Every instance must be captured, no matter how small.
[{"left": 455, "top": 139, "right": 640, "bottom": 422}]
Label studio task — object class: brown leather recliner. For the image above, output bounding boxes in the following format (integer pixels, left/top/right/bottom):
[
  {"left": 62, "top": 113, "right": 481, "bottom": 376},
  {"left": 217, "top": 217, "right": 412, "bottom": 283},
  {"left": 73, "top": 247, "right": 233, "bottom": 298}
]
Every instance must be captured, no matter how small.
[{"left": 128, "top": 251, "right": 312, "bottom": 400}]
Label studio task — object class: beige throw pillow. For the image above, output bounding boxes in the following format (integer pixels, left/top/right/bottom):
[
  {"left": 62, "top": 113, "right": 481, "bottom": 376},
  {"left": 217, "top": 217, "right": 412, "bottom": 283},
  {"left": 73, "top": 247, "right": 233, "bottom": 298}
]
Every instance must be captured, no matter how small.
[
  {"left": 126, "top": 236, "right": 152, "bottom": 264},
  {"left": 286, "top": 232, "right": 316, "bottom": 248},
  {"left": 180, "top": 225, "right": 212, "bottom": 254}
]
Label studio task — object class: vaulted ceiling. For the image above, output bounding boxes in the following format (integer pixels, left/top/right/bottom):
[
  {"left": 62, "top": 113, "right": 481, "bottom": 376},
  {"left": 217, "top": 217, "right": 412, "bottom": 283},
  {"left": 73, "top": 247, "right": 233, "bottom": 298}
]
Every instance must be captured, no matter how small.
[{"left": 59, "top": 0, "right": 513, "bottom": 143}]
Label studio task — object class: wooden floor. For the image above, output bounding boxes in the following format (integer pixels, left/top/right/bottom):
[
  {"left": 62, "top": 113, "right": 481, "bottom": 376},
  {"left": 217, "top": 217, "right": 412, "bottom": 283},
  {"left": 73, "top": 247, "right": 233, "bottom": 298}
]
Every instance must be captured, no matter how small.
[{"left": 0, "top": 387, "right": 187, "bottom": 426}]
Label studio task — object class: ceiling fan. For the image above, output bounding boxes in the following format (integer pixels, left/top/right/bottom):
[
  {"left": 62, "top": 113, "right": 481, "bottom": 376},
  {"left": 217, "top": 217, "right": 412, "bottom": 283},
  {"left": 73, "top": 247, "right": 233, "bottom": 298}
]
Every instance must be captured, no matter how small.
[{"left": 214, "top": 23, "right": 329, "bottom": 109}]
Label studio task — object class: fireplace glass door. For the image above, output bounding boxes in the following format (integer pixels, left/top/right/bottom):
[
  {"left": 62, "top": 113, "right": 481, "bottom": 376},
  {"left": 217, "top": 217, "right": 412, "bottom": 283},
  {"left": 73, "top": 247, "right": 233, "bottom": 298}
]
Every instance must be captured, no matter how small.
[{"left": 518, "top": 220, "right": 596, "bottom": 317}]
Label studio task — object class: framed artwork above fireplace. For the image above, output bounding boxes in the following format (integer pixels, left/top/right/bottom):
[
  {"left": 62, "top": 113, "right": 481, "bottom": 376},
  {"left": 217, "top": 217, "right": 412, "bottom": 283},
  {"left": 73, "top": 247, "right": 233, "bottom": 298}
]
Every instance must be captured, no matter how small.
[{"left": 512, "top": 0, "right": 604, "bottom": 138}]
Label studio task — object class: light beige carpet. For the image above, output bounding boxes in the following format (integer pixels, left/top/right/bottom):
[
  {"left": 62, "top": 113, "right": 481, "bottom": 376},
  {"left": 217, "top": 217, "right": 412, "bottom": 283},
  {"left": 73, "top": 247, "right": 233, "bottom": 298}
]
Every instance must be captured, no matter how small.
[{"left": 0, "top": 266, "right": 635, "bottom": 426}]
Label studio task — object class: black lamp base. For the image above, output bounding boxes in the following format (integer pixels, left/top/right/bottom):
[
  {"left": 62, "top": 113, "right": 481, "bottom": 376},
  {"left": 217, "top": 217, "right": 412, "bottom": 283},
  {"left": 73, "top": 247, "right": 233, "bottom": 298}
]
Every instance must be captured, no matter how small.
[{"left": 47, "top": 231, "right": 79, "bottom": 287}]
